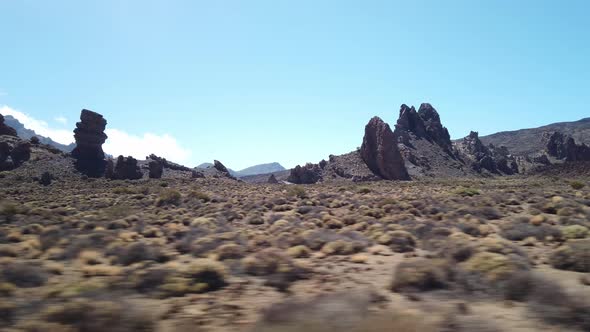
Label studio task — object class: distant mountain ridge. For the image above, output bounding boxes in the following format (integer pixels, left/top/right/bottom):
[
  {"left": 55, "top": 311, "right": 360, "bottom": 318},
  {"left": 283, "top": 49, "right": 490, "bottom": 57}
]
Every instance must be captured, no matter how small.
[
  {"left": 479, "top": 117, "right": 590, "bottom": 156},
  {"left": 196, "top": 162, "right": 285, "bottom": 177},
  {"left": 4, "top": 115, "right": 75, "bottom": 152}
]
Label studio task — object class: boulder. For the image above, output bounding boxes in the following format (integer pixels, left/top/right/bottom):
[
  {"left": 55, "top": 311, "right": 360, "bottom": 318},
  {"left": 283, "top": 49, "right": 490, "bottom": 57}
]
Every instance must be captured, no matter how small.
[
  {"left": 360, "top": 117, "right": 410, "bottom": 180},
  {"left": 106, "top": 156, "right": 143, "bottom": 180},
  {"left": 0, "top": 114, "right": 17, "bottom": 137},
  {"left": 0, "top": 139, "right": 31, "bottom": 171},
  {"left": 71, "top": 110, "right": 108, "bottom": 177},
  {"left": 288, "top": 163, "right": 323, "bottom": 184}
]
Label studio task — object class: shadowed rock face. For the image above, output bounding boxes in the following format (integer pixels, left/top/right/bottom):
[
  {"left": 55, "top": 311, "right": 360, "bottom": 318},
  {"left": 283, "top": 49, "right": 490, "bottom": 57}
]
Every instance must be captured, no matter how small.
[
  {"left": 395, "top": 104, "right": 452, "bottom": 153},
  {"left": 360, "top": 116, "right": 410, "bottom": 180},
  {"left": 267, "top": 174, "right": 279, "bottom": 184},
  {"left": 288, "top": 163, "right": 323, "bottom": 184},
  {"left": 149, "top": 159, "right": 164, "bottom": 179},
  {"left": 106, "top": 156, "right": 143, "bottom": 180},
  {"left": 0, "top": 114, "right": 18, "bottom": 137},
  {"left": 0, "top": 139, "right": 31, "bottom": 171},
  {"left": 71, "top": 110, "right": 108, "bottom": 177},
  {"left": 544, "top": 131, "right": 590, "bottom": 162}
]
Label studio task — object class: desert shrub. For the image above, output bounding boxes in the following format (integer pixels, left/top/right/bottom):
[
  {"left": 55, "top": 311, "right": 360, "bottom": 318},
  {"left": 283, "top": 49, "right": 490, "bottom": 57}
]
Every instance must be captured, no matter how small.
[
  {"left": 159, "top": 259, "right": 227, "bottom": 296},
  {"left": 459, "top": 252, "right": 529, "bottom": 284},
  {"left": 1, "top": 262, "right": 47, "bottom": 287},
  {"left": 286, "top": 186, "right": 307, "bottom": 199},
  {"left": 114, "top": 243, "right": 167, "bottom": 266},
  {"left": 0, "top": 301, "right": 16, "bottom": 324},
  {"left": 242, "top": 248, "right": 309, "bottom": 291},
  {"left": 42, "top": 298, "right": 155, "bottom": 332},
  {"left": 570, "top": 180, "right": 586, "bottom": 190},
  {"left": 500, "top": 220, "right": 561, "bottom": 241},
  {"left": 391, "top": 259, "right": 451, "bottom": 292},
  {"left": 156, "top": 189, "right": 181, "bottom": 206},
  {"left": 453, "top": 187, "right": 480, "bottom": 197},
  {"left": 561, "top": 225, "right": 589, "bottom": 239},
  {"left": 182, "top": 259, "right": 227, "bottom": 291},
  {"left": 132, "top": 268, "right": 170, "bottom": 293},
  {"left": 187, "top": 190, "right": 211, "bottom": 202},
  {"left": 377, "top": 230, "right": 416, "bottom": 253},
  {"left": 214, "top": 243, "right": 245, "bottom": 260},
  {"left": 112, "top": 186, "right": 136, "bottom": 195},
  {"left": 549, "top": 239, "right": 590, "bottom": 272},
  {"left": 357, "top": 187, "right": 371, "bottom": 194},
  {"left": 527, "top": 277, "right": 590, "bottom": 330},
  {"left": 102, "top": 204, "right": 134, "bottom": 220},
  {"left": 0, "top": 202, "right": 20, "bottom": 222}
]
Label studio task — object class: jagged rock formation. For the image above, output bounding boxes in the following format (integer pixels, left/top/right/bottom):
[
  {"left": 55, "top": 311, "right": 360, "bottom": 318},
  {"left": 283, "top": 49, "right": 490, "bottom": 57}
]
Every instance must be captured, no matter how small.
[
  {"left": 544, "top": 131, "right": 590, "bottom": 162},
  {"left": 0, "top": 114, "right": 18, "bottom": 137},
  {"left": 454, "top": 131, "right": 517, "bottom": 174},
  {"left": 360, "top": 116, "right": 410, "bottom": 180},
  {"left": 147, "top": 154, "right": 193, "bottom": 172},
  {"left": 0, "top": 138, "right": 31, "bottom": 171},
  {"left": 395, "top": 104, "right": 453, "bottom": 154},
  {"left": 148, "top": 159, "right": 164, "bottom": 179},
  {"left": 214, "top": 160, "right": 230, "bottom": 174},
  {"left": 106, "top": 156, "right": 143, "bottom": 180},
  {"left": 71, "top": 110, "right": 108, "bottom": 177},
  {"left": 267, "top": 174, "right": 279, "bottom": 184},
  {"left": 288, "top": 163, "right": 323, "bottom": 184}
]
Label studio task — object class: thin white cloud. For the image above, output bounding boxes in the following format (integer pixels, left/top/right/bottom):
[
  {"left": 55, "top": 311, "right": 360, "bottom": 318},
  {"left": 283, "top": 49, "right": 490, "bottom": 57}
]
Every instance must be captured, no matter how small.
[
  {"left": 1, "top": 105, "right": 74, "bottom": 144},
  {"left": 1, "top": 105, "right": 191, "bottom": 164},
  {"left": 54, "top": 116, "right": 68, "bottom": 125},
  {"left": 104, "top": 129, "right": 191, "bottom": 163}
]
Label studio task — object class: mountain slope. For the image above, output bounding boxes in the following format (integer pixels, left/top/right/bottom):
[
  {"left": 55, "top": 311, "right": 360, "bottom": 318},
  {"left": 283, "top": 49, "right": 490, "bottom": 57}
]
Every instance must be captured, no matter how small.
[
  {"left": 479, "top": 117, "right": 590, "bottom": 156},
  {"left": 4, "top": 115, "right": 75, "bottom": 152},
  {"left": 196, "top": 162, "right": 286, "bottom": 177},
  {"left": 235, "top": 162, "right": 285, "bottom": 177}
]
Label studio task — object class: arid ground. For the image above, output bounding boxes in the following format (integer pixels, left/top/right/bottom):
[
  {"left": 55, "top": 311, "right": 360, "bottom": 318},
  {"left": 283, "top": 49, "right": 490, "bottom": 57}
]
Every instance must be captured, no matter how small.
[{"left": 1, "top": 171, "right": 589, "bottom": 331}]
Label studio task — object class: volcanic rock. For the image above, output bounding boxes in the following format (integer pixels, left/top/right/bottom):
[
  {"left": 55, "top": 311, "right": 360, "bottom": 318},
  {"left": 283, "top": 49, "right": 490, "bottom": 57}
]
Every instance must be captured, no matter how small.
[
  {"left": 0, "top": 114, "right": 17, "bottom": 137},
  {"left": 360, "top": 116, "right": 410, "bottom": 180},
  {"left": 106, "top": 156, "right": 143, "bottom": 180},
  {"left": 214, "top": 160, "right": 230, "bottom": 174},
  {"left": 147, "top": 154, "right": 193, "bottom": 172},
  {"left": 10, "top": 141, "right": 31, "bottom": 167},
  {"left": 71, "top": 110, "right": 108, "bottom": 177},
  {"left": 395, "top": 104, "right": 453, "bottom": 153},
  {"left": 544, "top": 131, "right": 590, "bottom": 162},
  {"left": 149, "top": 160, "right": 164, "bottom": 179},
  {"left": 267, "top": 174, "right": 279, "bottom": 184},
  {"left": 288, "top": 163, "right": 323, "bottom": 184},
  {"left": 455, "top": 131, "right": 499, "bottom": 173}
]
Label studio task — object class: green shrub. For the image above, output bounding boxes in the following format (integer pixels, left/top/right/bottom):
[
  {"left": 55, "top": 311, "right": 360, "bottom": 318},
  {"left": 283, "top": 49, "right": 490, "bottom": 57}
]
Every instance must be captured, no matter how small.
[
  {"left": 286, "top": 185, "right": 307, "bottom": 199},
  {"left": 570, "top": 181, "right": 586, "bottom": 190},
  {"left": 156, "top": 189, "right": 181, "bottom": 206},
  {"left": 453, "top": 187, "right": 480, "bottom": 197}
]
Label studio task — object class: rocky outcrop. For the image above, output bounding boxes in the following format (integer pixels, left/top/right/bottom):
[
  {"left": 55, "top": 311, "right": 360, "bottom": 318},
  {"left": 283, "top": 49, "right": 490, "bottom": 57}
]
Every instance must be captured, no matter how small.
[
  {"left": 455, "top": 131, "right": 498, "bottom": 173},
  {"left": 489, "top": 144, "right": 519, "bottom": 175},
  {"left": 0, "top": 138, "right": 31, "bottom": 171},
  {"left": 71, "top": 110, "right": 108, "bottom": 177},
  {"left": 544, "top": 131, "right": 590, "bottom": 162},
  {"left": 149, "top": 160, "right": 164, "bottom": 179},
  {"left": 267, "top": 174, "right": 279, "bottom": 184},
  {"left": 106, "top": 156, "right": 143, "bottom": 180},
  {"left": 147, "top": 154, "right": 193, "bottom": 172},
  {"left": 0, "top": 114, "right": 17, "bottom": 137},
  {"left": 288, "top": 163, "right": 323, "bottom": 184},
  {"left": 214, "top": 160, "right": 230, "bottom": 174},
  {"left": 360, "top": 117, "right": 410, "bottom": 180},
  {"left": 395, "top": 104, "right": 453, "bottom": 154}
]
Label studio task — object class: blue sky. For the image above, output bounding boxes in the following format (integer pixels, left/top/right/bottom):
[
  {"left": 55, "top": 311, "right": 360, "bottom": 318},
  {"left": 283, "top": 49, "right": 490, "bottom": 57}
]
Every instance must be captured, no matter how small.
[{"left": 1, "top": 0, "right": 588, "bottom": 169}]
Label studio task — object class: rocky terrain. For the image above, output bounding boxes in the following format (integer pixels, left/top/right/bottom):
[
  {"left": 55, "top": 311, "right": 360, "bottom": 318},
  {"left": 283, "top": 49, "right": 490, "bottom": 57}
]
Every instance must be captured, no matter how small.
[
  {"left": 4, "top": 115, "right": 75, "bottom": 152},
  {"left": 197, "top": 162, "right": 286, "bottom": 178},
  {"left": 480, "top": 117, "right": 590, "bottom": 156},
  {"left": 0, "top": 108, "right": 589, "bottom": 331}
]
